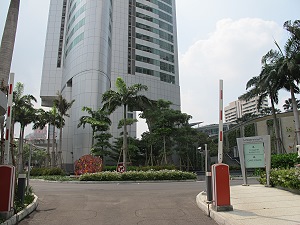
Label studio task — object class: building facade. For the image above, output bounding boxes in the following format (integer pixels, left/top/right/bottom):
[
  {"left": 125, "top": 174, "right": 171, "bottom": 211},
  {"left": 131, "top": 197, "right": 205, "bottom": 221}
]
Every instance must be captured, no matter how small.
[
  {"left": 224, "top": 97, "right": 268, "bottom": 123},
  {"left": 40, "top": 0, "right": 181, "bottom": 169}
]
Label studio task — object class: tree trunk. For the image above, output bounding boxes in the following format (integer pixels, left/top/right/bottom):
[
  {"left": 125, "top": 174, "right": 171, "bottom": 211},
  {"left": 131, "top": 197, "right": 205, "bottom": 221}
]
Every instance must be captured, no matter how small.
[
  {"left": 58, "top": 125, "right": 63, "bottom": 168},
  {"left": 92, "top": 131, "right": 95, "bottom": 147},
  {"left": 10, "top": 121, "right": 15, "bottom": 166},
  {"left": 46, "top": 123, "right": 50, "bottom": 167},
  {"left": 0, "top": 0, "right": 20, "bottom": 86},
  {"left": 123, "top": 104, "right": 127, "bottom": 171},
  {"left": 51, "top": 125, "right": 56, "bottom": 167},
  {"left": 186, "top": 152, "right": 189, "bottom": 171},
  {"left": 270, "top": 98, "right": 282, "bottom": 153},
  {"left": 291, "top": 88, "right": 300, "bottom": 145},
  {"left": 163, "top": 136, "right": 167, "bottom": 164},
  {"left": 150, "top": 144, "right": 153, "bottom": 166},
  {"left": 17, "top": 126, "right": 25, "bottom": 173}
]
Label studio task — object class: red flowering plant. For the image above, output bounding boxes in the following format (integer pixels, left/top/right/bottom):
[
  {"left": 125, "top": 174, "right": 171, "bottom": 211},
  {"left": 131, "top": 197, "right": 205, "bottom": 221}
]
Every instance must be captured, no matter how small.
[{"left": 74, "top": 154, "right": 103, "bottom": 175}]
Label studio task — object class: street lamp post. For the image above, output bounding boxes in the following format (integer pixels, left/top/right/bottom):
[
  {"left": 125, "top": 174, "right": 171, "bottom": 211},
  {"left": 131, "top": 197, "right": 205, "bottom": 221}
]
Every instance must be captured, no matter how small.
[{"left": 205, "top": 144, "right": 212, "bottom": 202}]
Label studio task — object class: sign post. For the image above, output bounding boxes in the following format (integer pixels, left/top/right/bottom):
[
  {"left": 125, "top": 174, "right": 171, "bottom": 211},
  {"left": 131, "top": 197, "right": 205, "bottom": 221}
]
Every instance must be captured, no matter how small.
[{"left": 237, "top": 135, "right": 271, "bottom": 186}]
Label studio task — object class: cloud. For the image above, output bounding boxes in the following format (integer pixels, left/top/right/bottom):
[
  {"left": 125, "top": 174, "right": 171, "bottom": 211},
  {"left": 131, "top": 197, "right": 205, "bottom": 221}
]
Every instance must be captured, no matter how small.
[{"left": 179, "top": 18, "right": 283, "bottom": 125}]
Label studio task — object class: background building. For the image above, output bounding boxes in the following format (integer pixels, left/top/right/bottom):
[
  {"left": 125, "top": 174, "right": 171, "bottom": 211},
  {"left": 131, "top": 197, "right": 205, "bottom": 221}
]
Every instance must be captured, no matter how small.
[
  {"left": 40, "top": 0, "right": 180, "bottom": 170},
  {"left": 224, "top": 96, "right": 268, "bottom": 123}
]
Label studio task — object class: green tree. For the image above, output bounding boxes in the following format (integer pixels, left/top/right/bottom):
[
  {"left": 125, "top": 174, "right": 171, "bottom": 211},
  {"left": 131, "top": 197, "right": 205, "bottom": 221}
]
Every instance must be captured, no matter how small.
[
  {"left": 78, "top": 107, "right": 112, "bottom": 160},
  {"left": 173, "top": 123, "right": 198, "bottom": 170},
  {"left": 102, "top": 77, "right": 151, "bottom": 171},
  {"left": 23, "top": 144, "right": 47, "bottom": 168},
  {"left": 147, "top": 105, "right": 191, "bottom": 165},
  {"left": 139, "top": 99, "right": 171, "bottom": 165},
  {"left": 53, "top": 92, "right": 75, "bottom": 168},
  {"left": 78, "top": 107, "right": 112, "bottom": 147},
  {"left": 111, "top": 136, "right": 144, "bottom": 166}
]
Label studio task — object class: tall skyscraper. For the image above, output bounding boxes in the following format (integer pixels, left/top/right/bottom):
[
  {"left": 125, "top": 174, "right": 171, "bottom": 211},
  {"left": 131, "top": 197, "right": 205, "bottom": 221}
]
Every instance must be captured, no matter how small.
[{"left": 40, "top": 0, "right": 181, "bottom": 170}]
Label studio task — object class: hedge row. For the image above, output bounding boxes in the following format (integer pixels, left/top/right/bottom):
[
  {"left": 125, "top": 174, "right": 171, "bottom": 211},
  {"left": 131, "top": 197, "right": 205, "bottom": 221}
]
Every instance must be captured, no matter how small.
[
  {"left": 30, "top": 167, "right": 65, "bottom": 176},
  {"left": 79, "top": 170, "right": 197, "bottom": 181},
  {"left": 103, "top": 165, "right": 176, "bottom": 172},
  {"left": 271, "top": 153, "right": 300, "bottom": 169}
]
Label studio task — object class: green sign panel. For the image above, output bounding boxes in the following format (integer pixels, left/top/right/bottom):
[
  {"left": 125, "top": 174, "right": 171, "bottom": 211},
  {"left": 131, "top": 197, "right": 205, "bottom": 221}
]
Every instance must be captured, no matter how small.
[{"left": 244, "top": 143, "right": 265, "bottom": 168}]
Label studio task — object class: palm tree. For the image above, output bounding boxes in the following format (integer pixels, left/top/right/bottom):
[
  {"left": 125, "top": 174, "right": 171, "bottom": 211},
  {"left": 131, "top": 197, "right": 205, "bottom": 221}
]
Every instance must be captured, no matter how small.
[
  {"left": 33, "top": 109, "right": 52, "bottom": 167},
  {"left": 12, "top": 82, "right": 37, "bottom": 172},
  {"left": 53, "top": 92, "right": 75, "bottom": 168},
  {"left": 0, "top": 0, "right": 21, "bottom": 89},
  {"left": 240, "top": 54, "right": 283, "bottom": 153},
  {"left": 272, "top": 33, "right": 300, "bottom": 144},
  {"left": 48, "top": 106, "right": 62, "bottom": 167},
  {"left": 102, "top": 77, "right": 151, "bottom": 171},
  {"left": 15, "top": 105, "right": 36, "bottom": 172},
  {"left": 283, "top": 98, "right": 300, "bottom": 112}
]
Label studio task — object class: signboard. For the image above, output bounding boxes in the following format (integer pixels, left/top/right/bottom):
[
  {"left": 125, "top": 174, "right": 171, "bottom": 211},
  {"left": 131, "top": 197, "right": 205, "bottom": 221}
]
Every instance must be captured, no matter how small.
[
  {"left": 237, "top": 135, "right": 271, "bottom": 186},
  {"left": 117, "top": 163, "right": 125, "bottom": 173},
  {"left": 244, "top": 143, "right": 265, "bottom": 168}
]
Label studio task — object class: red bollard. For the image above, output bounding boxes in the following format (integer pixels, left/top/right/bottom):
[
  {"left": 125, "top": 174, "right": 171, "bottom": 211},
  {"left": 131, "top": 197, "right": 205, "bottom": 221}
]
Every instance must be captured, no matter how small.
[
  {"left": 211, "top": 163, "right": 233, "bottom": 211},
  {"left": 0, "top": 165, "right": 15, "bottom": 218}
]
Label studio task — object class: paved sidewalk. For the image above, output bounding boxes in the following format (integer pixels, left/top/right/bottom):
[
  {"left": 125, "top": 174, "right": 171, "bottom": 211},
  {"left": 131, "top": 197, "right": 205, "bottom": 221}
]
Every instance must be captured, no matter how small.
[{"left": 197, "top": 184, "right": 300, "bottom": 225}]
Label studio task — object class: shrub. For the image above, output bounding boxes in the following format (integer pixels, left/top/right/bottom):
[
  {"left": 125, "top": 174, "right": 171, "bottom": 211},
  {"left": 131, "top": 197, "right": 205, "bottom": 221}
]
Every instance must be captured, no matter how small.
[
  {"left": 259, "top": 168, "right": 300, "bottom": 190},
  {"left": 30, "top": 168, "right": 46, "bottom": 176},
  {"left": 45, "top": 167, "right": 65, "bottom": 176},
  {"left": 80, "top": 171, "right": 121, "bottom": 181},
  {"left": 79, "top": 170, "right": 197, "bottom": 181},
  {"left": 271, "top": 153, "right": 300, "bottom": 169},
  {"left": 75, "top": 155, "right": 103, "bottom": 175},
  {"left": 30, "top": 167, "right": 65, "bottom": 176}
]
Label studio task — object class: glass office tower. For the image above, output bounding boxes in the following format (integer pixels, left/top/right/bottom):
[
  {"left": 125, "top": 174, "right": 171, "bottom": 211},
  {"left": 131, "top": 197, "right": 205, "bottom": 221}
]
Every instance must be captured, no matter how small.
[{"left": 40, "top": 0, "right": 180, "bottom": 170}]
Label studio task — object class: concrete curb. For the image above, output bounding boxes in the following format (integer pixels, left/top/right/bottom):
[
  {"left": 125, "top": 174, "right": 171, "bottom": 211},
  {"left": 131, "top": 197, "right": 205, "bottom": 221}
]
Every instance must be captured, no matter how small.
[
  {"left": 1, "top": 194, "right": 38, "bottom": 225},
  {"left": 196, "top": 192, "right": 239, "bottom": 225}
]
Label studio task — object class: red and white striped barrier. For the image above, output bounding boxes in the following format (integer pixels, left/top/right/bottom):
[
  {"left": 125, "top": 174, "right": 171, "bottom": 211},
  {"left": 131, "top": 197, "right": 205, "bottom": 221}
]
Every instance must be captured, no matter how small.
[{"left": 218, "top": 79, "right": 223, "bottom": 163}]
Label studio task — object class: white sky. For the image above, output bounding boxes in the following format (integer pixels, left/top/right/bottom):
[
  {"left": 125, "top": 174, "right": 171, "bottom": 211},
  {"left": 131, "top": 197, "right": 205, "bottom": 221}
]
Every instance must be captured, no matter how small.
[{"left": 0, "top": 0, "right": 299, "bottom": 137}]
